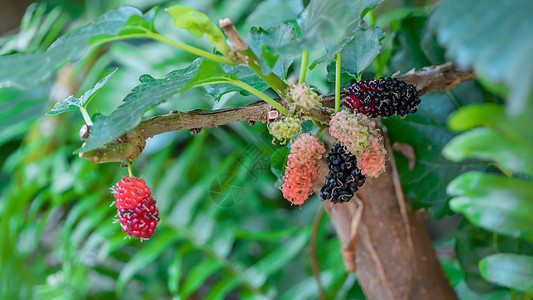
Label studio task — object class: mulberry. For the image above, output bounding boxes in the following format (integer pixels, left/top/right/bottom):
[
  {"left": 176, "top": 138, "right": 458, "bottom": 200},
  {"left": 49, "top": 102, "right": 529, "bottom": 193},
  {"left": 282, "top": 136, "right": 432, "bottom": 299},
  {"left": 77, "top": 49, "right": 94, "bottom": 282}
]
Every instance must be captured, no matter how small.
[
  {"left": 268, "top": 117, "right": 301, "bottom": 144},
  {"left": 344, "top": 77, "right": 421, "bottom": 117},
  {"left": 281, "top": 134, "right": 326, "bottom": 205},
  {"left": 329, "top": 110, "right": 379, "bottom": 155},
  {"left": 112, "top": 177, "right": 160, "bottom": 240},
  {"left": 320, "top": 144, "right": 366, "bottom": 203},
  {"left": 288, "top": 83, "right": 321, "bottom": 109}
]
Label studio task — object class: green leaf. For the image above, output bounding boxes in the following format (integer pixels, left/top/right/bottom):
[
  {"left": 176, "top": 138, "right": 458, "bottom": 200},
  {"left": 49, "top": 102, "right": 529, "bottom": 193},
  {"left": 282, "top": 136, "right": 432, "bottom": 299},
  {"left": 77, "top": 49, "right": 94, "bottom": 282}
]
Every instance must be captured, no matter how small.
[
  {"left": 455, "top": 221, "right": 521, "bottom": 294},
  {"left": 46, "top": 68, "right": 117, "bottom": 115},
  {"left": 447, "top": 104, "right": 505, "bottom": 132},
  {"left": 336, "top": 26, "right": 384, "bottom": 77},
  {"left": 389, "top": 17, "right": 433, "bottom": 73},
  {"left": 165, "top": 5, "right": 229, "bottom": 54},
  {"left": 203, "top": 64, "right": 269, "bottom": 100},
  {"left": 443, "top": 127, "right": 533, "bottom": 177},
  {"left": 116, "top": 230, "right": 179, "bottom": 294},
  {"left": 204, "top": 229, "right": 309, "bottom": 299},
  {"left": 115, "top": 8, "right": 158, "bottom": 35},
  {"left": 248, "top": 23, "right": 297, "bottom": 78},
  {"left": 82, "top": 58, "right": 204, "bottom": 152},
  {"left": 0, "top": 6, "right": 142, "bottom": 89},
  {"left": 168, "top": 250, "right": 182, "bottom": 295},
  {"left": 270, "top": 147, "right": 289, "bottom": 179},
  {"left": 429, "top": 0, "right": 533, "bottom": 114},
  {"left": 480, "top": 254, "right": 533, "bottom": 293},
  {"left": 309, "top": 0, "right": 384, "bottom": 65},
  {"left": 383, "top": 87, "right": 487, "bottom": 218},
  {"left": 179, "top": 258, "right": 223, "bottom": 298},
  {"left": 244, "top": 0, "right": 303, "bottom": 28},
  {"left": 82, "top": 61, "right": 261, "bottom": 157},
  {"left": 448, "top": 172, "right": 533, "bottom": 241}
]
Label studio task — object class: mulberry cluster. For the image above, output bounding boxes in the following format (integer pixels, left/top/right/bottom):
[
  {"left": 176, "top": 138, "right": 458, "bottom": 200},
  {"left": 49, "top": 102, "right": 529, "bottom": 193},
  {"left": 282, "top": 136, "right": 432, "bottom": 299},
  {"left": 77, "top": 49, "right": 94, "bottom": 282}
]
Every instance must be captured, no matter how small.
[
  {"left": 268, "top": 117, "right": 301, "bottom": 144},
  {"left": 281, "top": 134, "right": 326, "bottom": 205},
  {"left": 344, "top": 77, "right": 421, "bottom": 117},
  {"left": 357, "top": 136, "right": 387, "bottom": 178},
  {"left": 112, "top": 177, "right": 160, "bottom": 240},
  {"left": 320, "top": 144, "right": 366, "bottom": 203},
  {"left": 289, "top": 83, "right": 321, "bottom": 109}
]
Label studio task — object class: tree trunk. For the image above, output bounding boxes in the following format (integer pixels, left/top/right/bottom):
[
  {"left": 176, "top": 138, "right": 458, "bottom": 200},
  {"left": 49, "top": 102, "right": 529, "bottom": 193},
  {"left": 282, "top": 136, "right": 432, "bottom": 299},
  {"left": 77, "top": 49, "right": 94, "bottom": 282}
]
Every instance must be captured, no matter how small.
[{"left": 314, "top": 133, "right": 457, "bottom": 300}]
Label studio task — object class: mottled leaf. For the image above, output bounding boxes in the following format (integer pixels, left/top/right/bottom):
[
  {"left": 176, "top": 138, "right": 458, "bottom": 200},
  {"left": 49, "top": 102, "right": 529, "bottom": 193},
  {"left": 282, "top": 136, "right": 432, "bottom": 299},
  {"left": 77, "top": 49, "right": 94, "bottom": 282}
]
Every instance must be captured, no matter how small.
[
  {"left": 336, "top": 26, "right": 384, "bottom": 77},
  {"left": 248, "top": 23, "right": 297, "bottom": 78}
]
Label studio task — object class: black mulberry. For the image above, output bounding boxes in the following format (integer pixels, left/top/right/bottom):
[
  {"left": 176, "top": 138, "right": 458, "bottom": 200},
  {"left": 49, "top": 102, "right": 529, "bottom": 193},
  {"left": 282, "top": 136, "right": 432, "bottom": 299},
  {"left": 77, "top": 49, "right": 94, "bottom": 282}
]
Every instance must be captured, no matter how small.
[
  {"left": 344, "top": 77, "right": 421, "bottom": 117},
  {"left": 320, "top": 144, "right": 366, "bottom": 203}
]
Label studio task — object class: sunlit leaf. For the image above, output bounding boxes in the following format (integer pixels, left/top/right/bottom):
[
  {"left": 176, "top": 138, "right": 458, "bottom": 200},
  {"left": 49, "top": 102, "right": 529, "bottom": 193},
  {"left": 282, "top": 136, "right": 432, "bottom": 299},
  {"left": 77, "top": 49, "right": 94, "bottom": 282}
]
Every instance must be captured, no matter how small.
[{"left": 166, "top": 5, "right": 229, "bottom": 54}]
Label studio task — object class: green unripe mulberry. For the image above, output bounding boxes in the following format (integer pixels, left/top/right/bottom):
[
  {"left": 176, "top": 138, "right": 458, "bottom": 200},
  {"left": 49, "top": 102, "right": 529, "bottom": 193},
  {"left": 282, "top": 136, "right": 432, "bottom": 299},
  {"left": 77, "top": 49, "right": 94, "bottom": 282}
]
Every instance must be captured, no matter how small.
[{"left": 268, "top": 117, "right": 301, "bottom": 144}]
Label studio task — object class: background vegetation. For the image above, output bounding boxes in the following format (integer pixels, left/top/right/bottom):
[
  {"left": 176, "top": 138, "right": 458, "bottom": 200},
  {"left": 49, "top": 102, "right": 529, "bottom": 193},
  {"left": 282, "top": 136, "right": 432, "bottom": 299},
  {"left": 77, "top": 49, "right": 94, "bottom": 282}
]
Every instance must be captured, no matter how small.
[{"left": 0, "top": 0, "right": 531, "bottom": 299}]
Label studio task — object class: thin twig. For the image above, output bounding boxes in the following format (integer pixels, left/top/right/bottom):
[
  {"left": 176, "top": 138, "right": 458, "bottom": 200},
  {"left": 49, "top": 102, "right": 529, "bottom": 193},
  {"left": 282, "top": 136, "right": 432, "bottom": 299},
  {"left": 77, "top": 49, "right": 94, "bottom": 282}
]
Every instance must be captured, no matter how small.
[{"left": 310, "top": 205, "right": 327, "bottom": 300}]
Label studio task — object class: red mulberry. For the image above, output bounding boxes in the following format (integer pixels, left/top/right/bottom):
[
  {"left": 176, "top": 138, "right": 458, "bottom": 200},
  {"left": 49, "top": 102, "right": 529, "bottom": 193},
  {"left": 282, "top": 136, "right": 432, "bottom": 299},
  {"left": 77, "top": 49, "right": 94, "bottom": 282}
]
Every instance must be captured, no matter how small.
[
  {"left": 112, "top": 177, "right": 160, "bottom": 240},
  {"left": 344, "top": 77, "right": 421, "bottom": 117}
]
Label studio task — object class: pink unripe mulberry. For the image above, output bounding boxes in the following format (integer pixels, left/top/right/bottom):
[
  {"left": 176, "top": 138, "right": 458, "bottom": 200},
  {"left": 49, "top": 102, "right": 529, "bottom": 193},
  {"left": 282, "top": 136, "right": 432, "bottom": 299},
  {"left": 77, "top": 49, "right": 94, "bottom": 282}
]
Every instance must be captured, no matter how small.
[{"left": 281, "top": 134, "right": 325, "bottom": 205}]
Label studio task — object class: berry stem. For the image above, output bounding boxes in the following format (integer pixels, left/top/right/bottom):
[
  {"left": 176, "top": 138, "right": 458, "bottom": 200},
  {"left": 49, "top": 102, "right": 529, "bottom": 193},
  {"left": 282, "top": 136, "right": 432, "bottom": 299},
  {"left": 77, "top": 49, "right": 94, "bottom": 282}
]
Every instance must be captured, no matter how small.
[
  {"left": 91, "top": 32, "right": 236, "bottom": 65},
  {"left": 80, "top": 107, "right": 93, "bottom": 126},
  {"left": 127, "top": 161, "right": 133, "bottom": 178},
  {"left": 315, "top": 125, "right": 326, "bottom": 137},
  {"left": 368, "top": 10, "right": 376, "bottom": 26},
  {"left": 335, "top": 52, "right": 341, "bottom": 114},
  {"left": 190, "top": 79, "right": 289, "bottom": 116},
  {"left": 299, "top": 50, "right": 309, "bottom": 84}
]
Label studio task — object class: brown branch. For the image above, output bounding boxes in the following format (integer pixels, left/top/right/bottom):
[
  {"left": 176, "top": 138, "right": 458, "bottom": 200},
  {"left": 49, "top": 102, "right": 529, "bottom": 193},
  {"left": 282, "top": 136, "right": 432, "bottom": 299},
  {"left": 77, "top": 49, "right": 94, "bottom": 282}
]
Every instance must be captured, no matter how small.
[
  {"left": 316, "top": 130, "right": 458, "bottom": 300},
  {"left": 80, "top": 62, "right": 473, "bottom": 163},
  {"left": 309, "top": 205, "right": 327, "bottom": 300},
  {"left": 393, "top": 62, "right": 475, "bottom": 95}
]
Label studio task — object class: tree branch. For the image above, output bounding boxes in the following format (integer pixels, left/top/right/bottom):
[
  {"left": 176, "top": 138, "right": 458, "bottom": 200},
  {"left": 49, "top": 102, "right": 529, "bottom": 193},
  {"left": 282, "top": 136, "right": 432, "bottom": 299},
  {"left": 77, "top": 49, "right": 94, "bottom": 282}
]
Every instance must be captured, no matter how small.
[{"left": 80, "top": 62, "right": 473, "bottom": 163}]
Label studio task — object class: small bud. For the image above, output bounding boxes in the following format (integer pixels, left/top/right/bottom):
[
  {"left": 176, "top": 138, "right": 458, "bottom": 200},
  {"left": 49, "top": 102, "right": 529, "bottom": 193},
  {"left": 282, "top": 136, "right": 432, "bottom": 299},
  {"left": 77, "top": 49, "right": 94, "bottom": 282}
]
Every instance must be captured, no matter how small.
[{"left": 79, "top": 124, "right": 91, "bottom": 140}]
